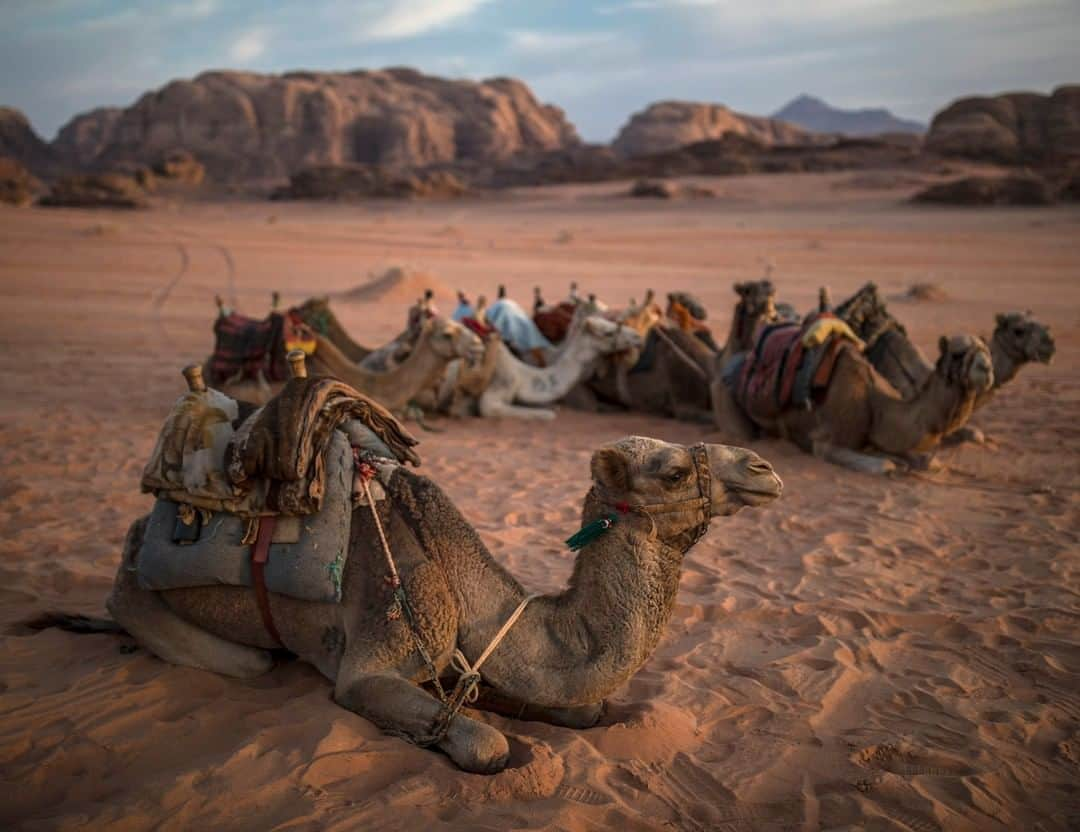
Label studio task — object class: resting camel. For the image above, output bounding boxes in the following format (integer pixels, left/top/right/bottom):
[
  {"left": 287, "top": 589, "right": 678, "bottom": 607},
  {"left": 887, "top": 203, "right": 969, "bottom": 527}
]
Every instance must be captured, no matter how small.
[
  {"left": 293, "top": 297, "right": 372, "bottom": 363},
  {"left": 44, "top": 436, "right": 781, "bottom": 773},
  {"left": 468, "top": 316, "right": 642, "bottom": 420},
  {"left": 712, "top": 332, "right": 994, "bottom": 474},
  {"left": 216, "top": 316, "right": 482, "bottom": 410},
  {"left": 836, "top": 283, "right": 1055, "bottom": 442},
  {"left": 568, "top": 280, "right": 777, "bottom": 422}
]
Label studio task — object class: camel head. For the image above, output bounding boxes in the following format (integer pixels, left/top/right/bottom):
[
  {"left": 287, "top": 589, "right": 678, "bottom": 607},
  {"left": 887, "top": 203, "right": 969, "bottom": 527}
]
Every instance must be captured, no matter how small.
[
  {"left": 835, "top": 282, "right": 902, "bottom": 341},
  {"left": 293, "top": 296, "right": 335, "bottom": 335},
  {"left": 588, "top": 436, "right": 782, "bottom": 549},
  {"left": 936, "top": 334, "right": 994, "bottom": 394},
  {"left": 421, "top": 316, "right": 484, "bottom": 364},
  {"left": 581, "top": 316, "right": 643, "bottom": 358},
  {"left": 732, "top": 280, "right": 777, "bottom": 344},
  {"left": 994, "top": 311, "right": 1055, "bottom": 365}
]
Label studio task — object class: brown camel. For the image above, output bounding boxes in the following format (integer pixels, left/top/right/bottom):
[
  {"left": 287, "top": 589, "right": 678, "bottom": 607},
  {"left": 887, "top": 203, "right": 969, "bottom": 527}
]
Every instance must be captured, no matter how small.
[
  {"left": 49, "top": 436, "right": 783, "bottom": 773},
  {"left": 569, "top": 281, "right": 778, "bottom": 422},
  {"left": 712, "top": 331, "right": 994, "bottom": 474},
  {"left": 215, "top": 317, "right": 482, "bottom": 410},
  {"left": 293, "top": 296, "right": 373, "bottom": 363},
  {"left": 836, "top": 283, "right": 1055, "bottom": 442}
]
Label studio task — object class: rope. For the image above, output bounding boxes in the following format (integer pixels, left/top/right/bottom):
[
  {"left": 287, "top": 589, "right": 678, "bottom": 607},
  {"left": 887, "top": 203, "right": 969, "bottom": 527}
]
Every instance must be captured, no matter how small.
[
  {"left": 651, "top": 326, "right": 710, "bottom": 382},
  {"left": 357, "top": 461, "right": 539, "bottom": 746}
]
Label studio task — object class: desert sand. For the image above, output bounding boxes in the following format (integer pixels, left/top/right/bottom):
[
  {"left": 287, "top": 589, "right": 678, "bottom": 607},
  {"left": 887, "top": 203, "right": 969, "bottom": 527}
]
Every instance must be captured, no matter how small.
[{"left": 1, "top": 172, "right": 1078, "bottom": 831}]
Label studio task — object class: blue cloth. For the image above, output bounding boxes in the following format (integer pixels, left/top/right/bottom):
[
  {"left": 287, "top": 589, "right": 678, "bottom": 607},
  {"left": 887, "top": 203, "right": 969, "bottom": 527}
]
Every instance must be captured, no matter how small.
[
  {"left": 451, "top": 301, "right": 474, "bottom": 322},
  {"left": 484, "top": 298, "right": 553, "bottom": 353}
]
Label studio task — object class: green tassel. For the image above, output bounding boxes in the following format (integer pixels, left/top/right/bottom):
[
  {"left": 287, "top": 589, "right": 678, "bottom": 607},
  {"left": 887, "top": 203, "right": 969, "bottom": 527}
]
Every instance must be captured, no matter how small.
[{"left": 566, "top": 513, "right": 618, "bottom": 551}]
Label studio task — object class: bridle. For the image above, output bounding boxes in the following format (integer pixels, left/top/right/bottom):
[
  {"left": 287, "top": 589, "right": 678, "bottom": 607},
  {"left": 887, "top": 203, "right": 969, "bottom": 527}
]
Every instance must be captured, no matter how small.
[{"left": 592, "top": 442, "right": 713, "bottom": 549}]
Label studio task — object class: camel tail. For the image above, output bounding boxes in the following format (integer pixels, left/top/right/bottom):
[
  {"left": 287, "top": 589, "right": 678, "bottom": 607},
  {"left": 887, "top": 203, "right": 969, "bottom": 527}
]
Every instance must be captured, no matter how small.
[{"left": 20, "top": 612, "right": 127, "bottom": 636}]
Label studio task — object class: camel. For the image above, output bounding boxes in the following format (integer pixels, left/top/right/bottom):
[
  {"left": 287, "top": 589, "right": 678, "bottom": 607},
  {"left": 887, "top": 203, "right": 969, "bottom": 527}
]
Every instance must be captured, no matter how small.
[
  {"left": 836, "top": 283, "right": 1055, "bottom": 442},
  {"left": 568, "top": 281, "right": 777, "bottom": 423},
  {"left": 216, "top": 316, "right": 483, "bottom": 411},
  {"left": 468, "top": 316, "right": 642, "bottom": 420},
  {"left": 712, "top": 332, "right": 994, "bottom": 474},
  {"left": 293, "top": 297, "right": 372, "bottom": 363},
  {"left": 45, "top": 436, "right": 782, "bottom": 773}
]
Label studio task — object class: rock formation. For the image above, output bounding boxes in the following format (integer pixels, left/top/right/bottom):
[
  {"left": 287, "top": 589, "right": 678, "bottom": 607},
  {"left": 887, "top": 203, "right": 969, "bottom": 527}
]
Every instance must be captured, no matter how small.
[
  {"left": 0, "top": 157, "right": 41, "bottom": 205},
  {"left": 0, "top": 107, "right": 60, "bottom": 177},
  {"left": 925, "top": 85, "right": 1080, "bottom": 164},
  {"left": 52, "top": 68, "right": 580, "bottom": 182},
  {"left": 272, "top": 163, "right": 467, "bottom": 199},
  {"left": 39, "top": 173, "right": 149, "bottom": 209},
  {"left": 772, "top": 94, "right": 925, "bottom": 136},
  {"left": 612, "top": 100, "right": 822, "bottom": 158},
  {"left": 912, "top": 173, "right": 1056, "bottom": 206}
]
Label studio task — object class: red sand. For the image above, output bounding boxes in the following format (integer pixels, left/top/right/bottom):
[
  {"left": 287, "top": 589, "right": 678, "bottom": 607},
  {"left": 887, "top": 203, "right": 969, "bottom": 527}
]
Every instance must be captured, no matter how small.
[{"left": 1, "top": 173, "right": 1078, "bottom": 830}]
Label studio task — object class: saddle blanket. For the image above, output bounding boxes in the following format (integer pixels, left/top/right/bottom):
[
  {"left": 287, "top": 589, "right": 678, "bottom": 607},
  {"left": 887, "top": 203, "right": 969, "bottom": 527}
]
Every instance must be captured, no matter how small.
[
  {"left": 137, "top": 429, "right": 355, "bottom": 602},
  {"left": 732, "top": 315, "right": 851, "bottom": 420}
]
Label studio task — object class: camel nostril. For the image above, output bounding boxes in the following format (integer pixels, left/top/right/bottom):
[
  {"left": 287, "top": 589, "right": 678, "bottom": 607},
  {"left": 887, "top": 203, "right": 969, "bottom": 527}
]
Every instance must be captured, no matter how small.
[{"left": 746, "top": 459, "right": 773, "bottom": 476}]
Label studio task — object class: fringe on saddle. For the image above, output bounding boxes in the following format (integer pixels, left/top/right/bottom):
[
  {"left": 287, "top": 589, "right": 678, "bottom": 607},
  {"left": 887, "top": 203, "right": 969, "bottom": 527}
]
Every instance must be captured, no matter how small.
[{"left": 730, "top": 312, "right": 863, "bottom": 421}]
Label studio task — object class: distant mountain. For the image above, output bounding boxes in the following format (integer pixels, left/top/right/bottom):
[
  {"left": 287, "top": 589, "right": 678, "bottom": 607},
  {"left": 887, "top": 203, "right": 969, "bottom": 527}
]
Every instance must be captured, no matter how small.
[{"left": 772, "top": 95, "right": 925, "bottom": 136}]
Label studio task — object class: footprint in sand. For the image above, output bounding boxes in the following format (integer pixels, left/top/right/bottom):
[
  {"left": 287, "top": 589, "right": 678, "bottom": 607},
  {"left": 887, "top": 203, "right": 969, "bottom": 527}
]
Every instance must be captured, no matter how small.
[{"left": 855, "top": 743, "right": 978, "bottom": 777}]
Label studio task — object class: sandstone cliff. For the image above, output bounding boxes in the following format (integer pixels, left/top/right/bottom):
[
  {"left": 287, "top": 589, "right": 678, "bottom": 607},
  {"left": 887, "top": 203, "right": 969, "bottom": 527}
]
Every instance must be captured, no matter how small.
[
  {"left": 0, "top": 107, "right": 60, "bottom": 176},
  {"left": 925, "top": 85, "right": 1080, "bottom": 163},
  {"left": 53, "top": 68, "right": 580, "bottom": 182},
  {"left": 612, "top": 100, "right": 822, "bottom": 158}
]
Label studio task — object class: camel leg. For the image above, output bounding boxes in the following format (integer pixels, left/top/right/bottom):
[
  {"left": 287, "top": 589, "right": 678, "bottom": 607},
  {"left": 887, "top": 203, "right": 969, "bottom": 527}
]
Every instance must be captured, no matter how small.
[
  {"left": 812, "top": 442, "right": 899, "bottom": 476},
  {"left": 478, "top": 393, "right": 556, "bottom": 421},
  {"left": 335, "top": 667, "right": 510, "bottom": 774},
  {"left": 107, "top": 518, "right": 274, "bottom": 679},
  {"left": 472, "top": 688, "right": 604, "bottom": 728},
  {"left": 709, "top": 379, "right": 754, "bottom": 442}
]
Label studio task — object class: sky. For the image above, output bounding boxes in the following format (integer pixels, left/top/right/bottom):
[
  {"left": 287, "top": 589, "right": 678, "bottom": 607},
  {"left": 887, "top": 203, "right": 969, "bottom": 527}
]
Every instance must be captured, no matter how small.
[{"left": 3, "top": 0, "right": 1079, "bottom": 142}]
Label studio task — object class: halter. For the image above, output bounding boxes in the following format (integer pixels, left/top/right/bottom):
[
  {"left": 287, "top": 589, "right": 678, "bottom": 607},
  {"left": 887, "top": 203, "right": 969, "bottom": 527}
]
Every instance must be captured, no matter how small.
[{"left": 567, "top": 443, "right": 713, "bottom": 551}]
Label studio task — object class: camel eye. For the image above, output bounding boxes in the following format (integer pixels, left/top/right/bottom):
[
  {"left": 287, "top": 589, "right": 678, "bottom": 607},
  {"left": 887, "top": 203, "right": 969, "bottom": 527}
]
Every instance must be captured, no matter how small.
[
  {"left": 1014, "top": 327, "right": 1025, "bottom": 337},
  {"left": 666, "top": 470, "right": 689, "bottom": 484}
]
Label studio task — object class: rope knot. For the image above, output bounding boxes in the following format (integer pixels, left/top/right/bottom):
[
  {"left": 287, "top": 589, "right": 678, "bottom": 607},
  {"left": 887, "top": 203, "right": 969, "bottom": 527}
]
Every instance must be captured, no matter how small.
[{"left": 356, "top": 461, "right": 377, "bottom": 483}]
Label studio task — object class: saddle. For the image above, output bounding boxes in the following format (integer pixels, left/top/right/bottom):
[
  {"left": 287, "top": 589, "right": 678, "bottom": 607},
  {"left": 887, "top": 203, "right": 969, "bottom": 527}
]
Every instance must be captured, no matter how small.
[
  {"left": 138, "top": 372, "right": 421, "bottom": 637},
  {"left": 208, "top": 310, "right": 314, "bottom": 385},
  {"left": 534, "top": 302, "right": 576, "bottom": 344},
  {"left": 733, "top": 313, "right": 855, "bottom": 420}
]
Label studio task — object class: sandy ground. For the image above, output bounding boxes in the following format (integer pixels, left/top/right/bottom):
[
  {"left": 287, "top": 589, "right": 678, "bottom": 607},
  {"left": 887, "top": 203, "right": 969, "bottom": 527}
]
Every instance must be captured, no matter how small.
[{"left": 1, "top": 173, "right": 1078, "bottom": 831}]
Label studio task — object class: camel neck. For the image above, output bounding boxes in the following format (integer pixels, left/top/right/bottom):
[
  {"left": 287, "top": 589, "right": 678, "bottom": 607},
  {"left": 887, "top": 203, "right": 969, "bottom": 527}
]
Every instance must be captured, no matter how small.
[
  {"left": 990, "top": 331, "right": 1020, "bottom": 389},
  {"left": 869, "top": 366, "right": 974, "bottom": 455},
  {"left": 366, "top": 337, "right": 446, "bottom": 410}
]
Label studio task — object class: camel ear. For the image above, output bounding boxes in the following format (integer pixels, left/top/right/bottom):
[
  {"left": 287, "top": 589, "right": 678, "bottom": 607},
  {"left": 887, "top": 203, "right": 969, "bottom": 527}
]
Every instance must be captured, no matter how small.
[
  {"left": 591, "top": 447, "right": 630, "bottom": 493},
  {"left": 734, "top": 282, "right": 747, "bottom": 296},
  {"left": 938, "top": 335, "right": 949, "bottom": 355},
  {"left": 995, "top": 313, "right": 1007, "bottom": 327}
]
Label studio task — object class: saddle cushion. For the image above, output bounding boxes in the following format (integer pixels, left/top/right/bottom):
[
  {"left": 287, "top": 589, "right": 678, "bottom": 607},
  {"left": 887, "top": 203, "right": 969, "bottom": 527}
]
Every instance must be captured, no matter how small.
[
  {"left": 208, "top": 311, "right": 290, "bottom": 385},
  {"left": 137, "top": 429, "right": 355, "bottom": 602}
]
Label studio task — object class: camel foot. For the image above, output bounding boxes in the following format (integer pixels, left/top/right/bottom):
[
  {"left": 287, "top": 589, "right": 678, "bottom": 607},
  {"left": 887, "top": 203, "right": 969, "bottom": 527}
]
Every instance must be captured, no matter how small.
[
  {"left": 815, "top": 444, "right": 899, "bottom": 476},
  {"left": 903, "top": 452, "right": 943, "bottom": 472},
  {"left": 528, "top": 701, "right": 604, "bottom": 729},
  {"left": 941, "top": 426, "right": 986, "bottom": 447},
  {"left": 441, "top": 712, "right": 511, "bottom": 774}
]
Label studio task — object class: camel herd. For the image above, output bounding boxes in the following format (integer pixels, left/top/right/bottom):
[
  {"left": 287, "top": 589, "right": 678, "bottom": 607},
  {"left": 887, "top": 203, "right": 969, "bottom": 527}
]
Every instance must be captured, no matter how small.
[
  {"left": 209, "top": 278, "right": 1053, "bottom": 474},
  {"left": 37, "top": 276, "right": 1053, "bottom": 774}
]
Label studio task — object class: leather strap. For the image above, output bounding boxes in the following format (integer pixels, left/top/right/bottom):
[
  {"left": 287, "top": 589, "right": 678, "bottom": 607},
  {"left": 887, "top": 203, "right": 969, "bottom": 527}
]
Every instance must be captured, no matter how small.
[{"left": 251, "top": 515, "right": 283, "bottom": 645}]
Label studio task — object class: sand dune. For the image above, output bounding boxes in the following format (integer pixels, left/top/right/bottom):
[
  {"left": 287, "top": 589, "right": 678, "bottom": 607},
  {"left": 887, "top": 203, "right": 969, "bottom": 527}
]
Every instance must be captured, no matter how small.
[
  {"left": 1, "top": 173, "right": 1078, "bottom": 830},
  {"left": 339, "top": 265, "right": 455, "bottom": 307}
]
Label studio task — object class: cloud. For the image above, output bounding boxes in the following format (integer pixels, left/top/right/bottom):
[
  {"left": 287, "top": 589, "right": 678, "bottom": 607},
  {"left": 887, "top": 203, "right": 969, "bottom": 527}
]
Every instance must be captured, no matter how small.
[
  {"left": 229, "top": 27, "right": 270, "bottom": 63},
  {"left": 507, "top": 29, "right": 618, "bottom": 55},
  {"left": 359, "top": 0, "right": 494, "bottom": 41}
]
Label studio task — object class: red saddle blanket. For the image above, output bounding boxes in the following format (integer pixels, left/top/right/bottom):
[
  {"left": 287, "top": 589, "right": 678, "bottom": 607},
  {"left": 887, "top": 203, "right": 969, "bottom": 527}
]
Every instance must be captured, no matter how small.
[
  {"left": 735, "top": 315, "right": 848, "bottom": 420},
  {"left": 208, "top": 310, "right": 311, "bottom": 385},
  {"left": 534, "top": 302, "right": 576, "bottom": 344}
]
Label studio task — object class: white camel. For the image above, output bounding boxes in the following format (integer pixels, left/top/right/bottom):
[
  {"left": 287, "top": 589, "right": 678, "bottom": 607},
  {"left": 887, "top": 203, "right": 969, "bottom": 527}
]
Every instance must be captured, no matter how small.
[{"left": 459, "top": 316, "right": 641, "bottom": 420}]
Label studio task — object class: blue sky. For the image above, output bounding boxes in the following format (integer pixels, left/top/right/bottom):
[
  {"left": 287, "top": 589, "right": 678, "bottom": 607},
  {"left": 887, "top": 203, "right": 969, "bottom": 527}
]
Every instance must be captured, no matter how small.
[{"left": 4, "top": 0, "right": 1079, "bottom": 142}]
